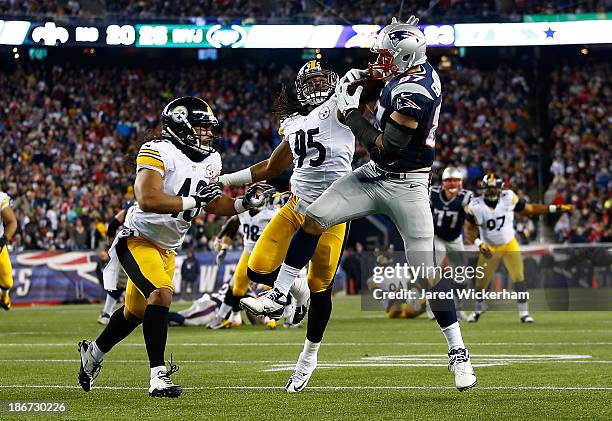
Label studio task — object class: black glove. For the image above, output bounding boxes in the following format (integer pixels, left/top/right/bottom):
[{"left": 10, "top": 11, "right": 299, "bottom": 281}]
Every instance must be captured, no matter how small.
[
  {"left": 192, "top": 182, "right": 222, "bottom": 208},
  {"left": 0, "top": 235, "right": 7, "bottom": 253},
  {"left": 243, "top": 183, "right": 276, "bottom": 210}
]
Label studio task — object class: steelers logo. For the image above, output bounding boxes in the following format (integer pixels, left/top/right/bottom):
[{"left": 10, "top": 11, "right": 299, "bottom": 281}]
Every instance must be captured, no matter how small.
[
  {"left": 171, "top": 105, "right": 188, "bottom": 123},
  {"left": 318, "top": 106, "right": 330, "bottom": 120},
  {"left": 205, "top": 164, "right": 215, "bottom": 178}
]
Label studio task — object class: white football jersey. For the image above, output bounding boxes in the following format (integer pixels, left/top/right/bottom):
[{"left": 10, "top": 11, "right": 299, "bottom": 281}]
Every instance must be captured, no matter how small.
[
  {"left": 124, "top": 139, "right": 222, "bottom": 250},
  {"left": 238, "top": 207, "right": 277, "bottom": 253},
  {"left": 0, "top": 192, "right": 11, "bottom": 237},
  {"left": 468, "top": 190, "right": 517, "bottom": 246},
  {"left": 280, "top": 97, "right": 355, "bottom": 203}
]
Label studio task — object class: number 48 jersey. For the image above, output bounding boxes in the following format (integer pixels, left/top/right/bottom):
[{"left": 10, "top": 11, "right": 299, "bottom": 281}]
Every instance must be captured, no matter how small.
[
  {"left": 125, "top": 139, "right": 222, "bottom": 250},
  {"left": 467, "top": 190, "right": 517, "bottom": 247},
  {"left": 280, "top": 97, "right": 355, "bottom": 204}
]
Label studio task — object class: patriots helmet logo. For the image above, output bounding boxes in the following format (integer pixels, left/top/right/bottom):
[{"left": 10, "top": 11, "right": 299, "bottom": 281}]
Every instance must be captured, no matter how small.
[{"left": 388, "top": 30, "right": 415, "bottom": 48}]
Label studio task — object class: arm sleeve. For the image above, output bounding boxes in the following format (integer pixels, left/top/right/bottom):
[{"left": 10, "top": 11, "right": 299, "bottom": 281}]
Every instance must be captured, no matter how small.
[
  {"left": 0, "top": 193, "right": 11, "bottom": 210},
  {"left": 514, "top": 198, "right": 527, "bottom": 212}
]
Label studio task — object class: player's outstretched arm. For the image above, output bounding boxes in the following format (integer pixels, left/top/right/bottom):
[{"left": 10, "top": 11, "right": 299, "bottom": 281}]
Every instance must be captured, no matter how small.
[
  {"left": 217, "top": 141, "right": 293, "bottom": 187},
  {"left": 205, "top": 183, "right": 276, "bottom": 216},
  {"left": 512, "top": 193, "right": 575, "bottom": 216},
  {"left": 135, "top": 168, "right": 220, "bottom": 214}
]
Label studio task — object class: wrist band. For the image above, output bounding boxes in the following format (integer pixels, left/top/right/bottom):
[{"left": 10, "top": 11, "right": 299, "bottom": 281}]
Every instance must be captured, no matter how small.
[
  {"left": 182, "top": 196, "right": 197, "bottom": 211},
  {"left": 474, "top": 238, "right": 483, "bottom": 247},
  {"left": 234, "top": 198, "right": 246, "bottom": 214},
  {"left": 549, "top": 205, "right": 557, "bottom": 213},
  {"left": 219, "top": 168, "right": 253, "bottom": 187}
]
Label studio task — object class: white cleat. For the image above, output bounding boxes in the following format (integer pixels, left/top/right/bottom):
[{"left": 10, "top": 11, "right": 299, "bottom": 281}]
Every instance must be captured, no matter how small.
[
  {"left": 240, "top": 288, "right": 287, "bottom": 319},
  {"left": 149, "top": 364, "right": 182, "bottom": 398},
  {"left": 466, "top": 311, "right": 484, "bottom": 323},
  {"left": 206, "top": 313, "right": 226, "bottom": 330},
  {"left": 97, "top": 312, "right": 110, "bottom": 325},
  {"left": 285, "top": 353, "right": 317, "bottom": 393},
  {"left": 448, "top": 348, "right": 477, "bottom": 392},
  {"left": 520, "top": 314, "right": 535, "bottom": 323},
  {"left": 77, "top": 340, "right": 103, "bottom": 392}
]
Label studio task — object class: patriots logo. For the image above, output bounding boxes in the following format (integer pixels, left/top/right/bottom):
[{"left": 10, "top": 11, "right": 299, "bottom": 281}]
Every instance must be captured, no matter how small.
[
  {"left": 388, "top": 30, "right": 415, "bottom": 48},
  {"left": 394, "top": 92, "right": 421, "bottom": 111}
]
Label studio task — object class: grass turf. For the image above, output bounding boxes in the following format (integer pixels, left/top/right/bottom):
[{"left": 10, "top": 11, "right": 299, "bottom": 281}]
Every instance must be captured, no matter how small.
[{"left": 1, "top": 296, "right": 611, "bottom": 420}]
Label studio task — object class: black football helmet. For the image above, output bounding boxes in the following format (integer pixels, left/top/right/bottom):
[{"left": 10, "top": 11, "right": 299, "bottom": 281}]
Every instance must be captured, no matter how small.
[
  {"left": 161, "top": 96, "right": 219, "bottom": 159},
  {"left": 295, "top": 60, "right": 338, "bottom": 106},
  {"left": 481, "top": 173, "right": 504, "bottom": 201}
]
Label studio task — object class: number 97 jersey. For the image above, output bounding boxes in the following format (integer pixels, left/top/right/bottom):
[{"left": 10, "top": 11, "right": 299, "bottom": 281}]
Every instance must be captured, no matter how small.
[
  {"left": 280, "top": 97, "right": 355, "bottom": 204},
  {"left": 467, "top": 190, "right": 517, "bottom": 247}
]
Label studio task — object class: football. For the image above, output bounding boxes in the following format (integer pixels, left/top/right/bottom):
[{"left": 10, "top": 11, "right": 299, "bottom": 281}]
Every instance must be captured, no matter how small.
[{"left": 347, "top": 77, "right": 384, "bottom": 103}]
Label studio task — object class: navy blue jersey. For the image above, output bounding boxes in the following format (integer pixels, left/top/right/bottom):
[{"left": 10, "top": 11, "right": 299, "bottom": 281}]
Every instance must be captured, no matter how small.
[
  {"left": 431, "top": 186, "right": 473, "bottom": 241},
  {"left": 374, "top": 61, "right": 442, "bottom": 171}
]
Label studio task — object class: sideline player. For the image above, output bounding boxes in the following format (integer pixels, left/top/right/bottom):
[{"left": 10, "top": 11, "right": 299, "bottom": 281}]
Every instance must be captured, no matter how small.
[
  {"left": 77, "top": 96, "right": 273, "bottom": 398},
  {"left": 465, "top": 173, "right": 574, "bottom": 323},
  {"left": 97, "top": 202, "right": 133, "bottom": 325},
  {"left": 240, "top": 16, "right": 477, "bottom": 392},
  {"left": 218, "top": 60, "right": 371, "bottom": 379},
  {"left": 0, "top": 191, "right": 17, "bottom": 310}
]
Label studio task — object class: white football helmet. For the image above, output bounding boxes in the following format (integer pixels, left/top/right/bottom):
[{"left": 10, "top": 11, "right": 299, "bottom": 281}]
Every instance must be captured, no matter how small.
[
  {"left": 369, "top": 16, "right": 427, "bottom": 80},
  {"left": 442, "top": 167, "right": 463, "bottom": 194}
]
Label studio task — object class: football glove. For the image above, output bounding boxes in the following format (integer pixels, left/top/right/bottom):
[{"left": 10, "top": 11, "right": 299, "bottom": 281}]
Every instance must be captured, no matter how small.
[
  {"left": 243, "top": 183, "right": 275, "bottom": 210},
  {"left": 192, "top": 182, "right": 222, "bottom": 208},
  {"left": 558, "top": 204, "right": 575, "bottom": 213},
  {"left": 335, "top": 82, "right": 362, "bottom": 116},
  {"left": 391, "top": 15, "right": 419, "bottom": 25},
  {"left": 216, "top": 249, "right": 227, "bottom": 266},
  {"left": 339, "top": 68, "right": 369, "bottom": 85},
  {"left": 475, "top": 239, "right": 493, "bottom": 259},
  {"left": 0, "top": 235, "right": 6, "bottom": 253}
]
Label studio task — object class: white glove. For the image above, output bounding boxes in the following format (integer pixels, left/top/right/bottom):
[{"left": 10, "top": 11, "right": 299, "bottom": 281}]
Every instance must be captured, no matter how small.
[
  {"left": 338, "top": 68, "right": 369, "bottom": 86},
  {"left": 391, "top": 15, "right": 419, "bottom": 26},
  {"left": 335, "top": 83, "right": 362, "bottom": 116}
]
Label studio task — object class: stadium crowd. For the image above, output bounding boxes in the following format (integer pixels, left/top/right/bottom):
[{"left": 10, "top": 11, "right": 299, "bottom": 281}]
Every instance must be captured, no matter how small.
[
  {"left": 0, "top": 56, "right": 609, "bottom": 251},
  {"left": 2, "top": 0, "right": 609, "bottom": 22}
]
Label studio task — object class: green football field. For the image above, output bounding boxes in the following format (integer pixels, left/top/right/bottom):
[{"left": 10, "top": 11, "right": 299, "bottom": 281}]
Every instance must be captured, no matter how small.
[{"left": 1, "top": 297, "right": 611, "bottom": 420}]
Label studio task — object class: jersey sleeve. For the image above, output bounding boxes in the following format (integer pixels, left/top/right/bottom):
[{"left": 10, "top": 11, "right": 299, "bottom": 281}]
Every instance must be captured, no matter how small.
[
  {"left": 279, "top": 114, "right": 298, "bottom": 140},
  {"left": 390, "top": 82, "right": 434, "bottom": 120},
  {"left": 136, "top": 142, "right": 170, "bottom": 177},
  {"left": 504, "top": 190, "right": 518, "bottom": 210},
  {"left": 461, "top": 190, "right": 474, "bottom": 208},
  {"left": 0, "top": 193, "right": 10, "bottom": 210},
  {"left": 209, "top": 152, "right": 223, "bottom": 179}
]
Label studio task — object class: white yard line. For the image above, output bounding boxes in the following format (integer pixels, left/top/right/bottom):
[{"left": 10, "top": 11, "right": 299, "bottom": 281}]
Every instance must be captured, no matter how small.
[
  {"left": 2, "top": 342, "right": 612, "bottom": 347},
  {"left": 0, "top": 385, "right": 611, "bottom": 391}
]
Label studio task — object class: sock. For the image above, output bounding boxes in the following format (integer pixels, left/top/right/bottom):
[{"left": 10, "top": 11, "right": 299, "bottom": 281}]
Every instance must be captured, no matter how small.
[
  {"left": 518, "top": 302, "right": 529, "bottom": 318},
  {"left": 514, "top": 281, "right": 529, "bottom": 317},
  {"left": 306, "top": 289, "right": 332, "bottom": 343},
  {"left": 151, "top": 365, "right": 166, "bottom": 379},
  {"left": 474, "top": 299, "right": 486, "bottom": 313},
  {"left": 289, "top": 277, "right": 310, "bottom": 307},
  {"left": 95, "top": 306, "right": 139, "bottom": 353},
  {"left": 428, "top": 278, "right": 458, "bottom": 329},
  {"left": 143, "top": 304, "right": 169, "bottom": 368},
  {"left": 275, "top": 228, "right": 321, "bottom": 295},
  {"left": 301, "top": 339, "right": 321, "bottom": 360},
  {"left": 89, "top": 341, "right": 105, "bottom": 362},
  {"left": 102, "top": 294, "right": 117, "bottom": 315},
  {"left": 441, "top": 321, "right": 465, "bottom": 351},
  {"left": 218, "top": 303, "right": 232, "bottom": 318}
]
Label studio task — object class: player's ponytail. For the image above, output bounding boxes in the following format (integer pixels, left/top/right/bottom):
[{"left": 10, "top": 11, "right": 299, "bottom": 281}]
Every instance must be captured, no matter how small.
[{"left": 272, "top": 84, "right": 308, "bottom": 123}]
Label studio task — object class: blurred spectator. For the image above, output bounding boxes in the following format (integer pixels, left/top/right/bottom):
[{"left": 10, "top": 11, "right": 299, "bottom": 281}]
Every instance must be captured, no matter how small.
[{"left": 181, "top": 250, "right": 200, "bottom": 300}]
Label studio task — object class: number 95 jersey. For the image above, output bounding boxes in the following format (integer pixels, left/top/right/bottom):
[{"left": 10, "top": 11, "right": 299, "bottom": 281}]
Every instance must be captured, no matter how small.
[
  {"left": 467, "top": 190, "right": 517, "bottom": 247},
  {"left": 125, "top": 139, "right": 222, "bottom": 250},
  {"left": 280, "top": 97, "right": 355, "bottom": 204}
]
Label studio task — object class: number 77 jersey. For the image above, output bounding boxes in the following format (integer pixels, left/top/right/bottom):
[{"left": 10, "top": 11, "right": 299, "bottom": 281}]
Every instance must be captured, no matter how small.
[
  {"left": 280, "top": 97, "right": 355, "bottom": 203},
  {"left": 467, "top": 190, "right": 518, "bottom": 247}
]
